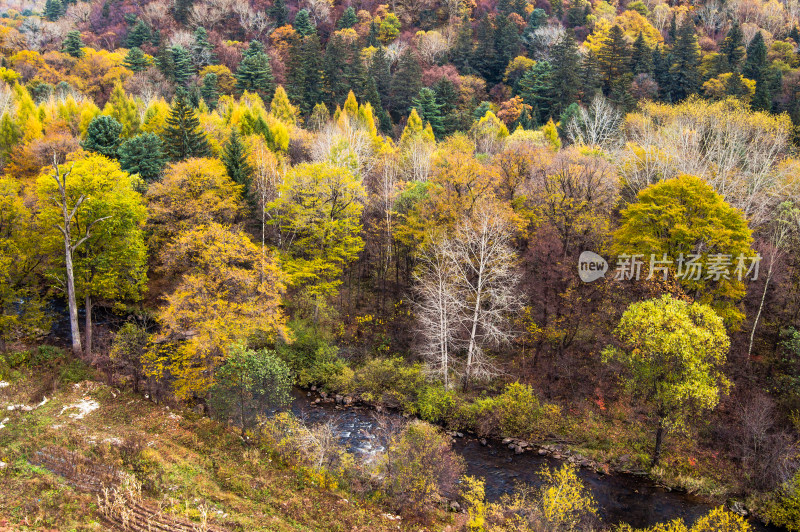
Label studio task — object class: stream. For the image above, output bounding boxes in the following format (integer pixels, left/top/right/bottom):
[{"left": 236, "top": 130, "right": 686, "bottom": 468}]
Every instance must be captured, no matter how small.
[{"left": 291, "top": 389, "right": 780, "bottom": 531}]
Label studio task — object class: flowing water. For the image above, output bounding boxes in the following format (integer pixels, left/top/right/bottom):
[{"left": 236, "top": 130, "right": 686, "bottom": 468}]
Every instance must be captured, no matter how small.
[{"left": 291, "top": 389, "right": 780, "bottom": 531}]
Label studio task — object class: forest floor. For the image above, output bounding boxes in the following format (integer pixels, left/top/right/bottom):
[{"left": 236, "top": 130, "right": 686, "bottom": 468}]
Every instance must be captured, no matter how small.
[{"left": 0, "top": 361, "right": 447, "bottom": 531}]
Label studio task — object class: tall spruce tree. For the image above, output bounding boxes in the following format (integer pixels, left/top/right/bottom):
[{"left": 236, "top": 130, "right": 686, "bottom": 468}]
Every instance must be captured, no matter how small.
[
  {"left": 338, "top": 6, "right": 358, "bottom": 29},
  {"left": 518, "top": 61, "right": 555, "bottom": 124},
  {"left": 597, "top": 25, "right": 631, "bottom": 95},
  {"left": 268, "top": 0, "right": 288, "bottom": 26},
  {"left": 127, "top": 20, "right": 151, "bottom": 48},
  {"left": 631, "top": 32, "right": 652, "bottom": 75},
  {"left": 45, "top": 0, "right": 63, "bottom": 21},
  {"left": 579, "top": 51, "right": 602, "bottom": 102},
  {"left": 549, "top": 31, "right": 581, "bottom": 117},
  {"left": 451, "top": 16, "right": 474, "bottom": 74},
  {"left": 162, "top": 91, "right": 211, "bottom": 161},
  {"left": 720, "top": 23, "right": 745, "bottom": 73},
  {"left": 123, "top": 47, "right": 149, "bottom": 72},
  {"left": 286, "top": 34, "right": 324, "bottom": 116},
  {"left": 669, "top": 19, "right": 701, "bottom": 101},
  {"left": 222, "top": 130, "right": 253, "bottom": 187},
  {"left": 744, "top": 31, "right": 770, "bottom": 110},
  {"left": 62, "top": 31, "right": 85, "bottom": 58},
  {"left": 235, "top": 41, "right": 275, "bottom": 100},
  {"left": 411, "top": 88, "right": 445, "bottom": 138},
  {"left": 473, "top": 15, "right": 500, "bottom": 84},
  {"left": 82, "top": 115, "right": 122, "bottom": 158},
  {"left": 192, "top": 27, "right": 216, "bottom": 68},
  {"left": 171, "top": 45, "right": 194, "bottom": 87},
  {"left": 294, "top": 9, "right": 316, "bottom": 36},
  {"left": 118, "top": 133, "right": 167, "bottom": 182},
  {"left": 389, "top": 49, "right": 423, "bottom": 117}
]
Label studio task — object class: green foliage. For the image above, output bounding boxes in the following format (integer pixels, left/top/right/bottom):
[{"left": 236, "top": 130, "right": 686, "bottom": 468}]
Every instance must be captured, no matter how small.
[
  {"left": 415, "top": 383, "right": 457, "bottom": 424},
  {"left": 123, "top": 47, "right": 150, "bottom": 72},
  {"left": 162, "top": 91, "right": 211, "bottom": 160},
  {"left": 613, "top": 174, "right": 754, "bottom": 327},
  {"left": 221, "top": 129, "right": 253, "bottom": 187},
  {"left": 603, "top": 295, "right": 731, "bottom": 465},
  {"left": 62, "top": 31, "right": 85, "bottom": 58},
  {"left": 275, "top": 320, "right": 346, "bottom": 389},
  {"left": 235, "top": 41, "right": 275, "bottom": 101},
  {"left": 208, "top": 343, "right": 292, "bottom": 434},
  {"left": 82, "top": 115, "right": 122, "bottom": 158},
  {"left": 352, "top": 358, "right": 426, "bottom": 411},
  {"left": 118, "top": 133, "right": 166, "bottom": 182},
  {"left": 470, "top": 382, "right": 563, "bottom": 439},
  {"left": 293, "top": 9, "right": 316, "bottom": 36}
]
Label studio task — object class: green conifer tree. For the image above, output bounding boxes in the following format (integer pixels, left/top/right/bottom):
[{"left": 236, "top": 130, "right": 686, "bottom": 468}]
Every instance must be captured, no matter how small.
[
  {"left": 338, "top": 6, "right": 358, "bottom": 29},
  {"left": 201, "top": 73, "right": 219, "bottom": 109},
  {"left": 720, "top": 23, "right": 745, "bottom": 73},
  {"left": 235, "top": 41, "right": 275, "bottom": 100},
  {"left": 45, "top": 0, "right": 63, "bottom": 21},
  {"left": 123, "top": 47, "right": 150, "bottom": 72},
  {"left": 411, "top": 87, "right": 444, "bottom": 138},
  {"left": 127, "top": 20, "right": 151, "bottom": 48},
  {"left": 294, "top": 9, "right": 316, "bottom": 36},
  {"left": 82, "top": 115, "right": 122, "bottom": 158},
  {"left": 192, "top": 27, "right": 216, "bottom": 68},
  {"left": 631, "top": 32, "right": 652, "bottom": 75},
  {"left": 162, "top": 91, "right": 211, "bottom": 161},
  {"left": 389, "top": 49, "right": 422, "bottom": 117},
  {"left": 221, "top": 130, "right": 254, "bottom": 187},
  {"left": 62, "top": 31, "right": 85, "bottom": 58},
  {"left": 118, "top": 133, "right": 167, "bottom": 182},
  {"left": 171, "top": 45, "right": 195, "bottom": 87},
  {"left": 286, "top": 34, "right": 323, "bottom": 116},
  {"left": 268, "top": 0, "right": 288, "bottom": 26}
]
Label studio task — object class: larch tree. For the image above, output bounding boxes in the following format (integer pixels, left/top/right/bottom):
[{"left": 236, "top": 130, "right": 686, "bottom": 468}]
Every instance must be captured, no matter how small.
[
  {"left": 37, "top": 155, "right": 148, "bottom": 356},
  {"left": 603, "top": 295, "right": 731, "bottom": 466}
]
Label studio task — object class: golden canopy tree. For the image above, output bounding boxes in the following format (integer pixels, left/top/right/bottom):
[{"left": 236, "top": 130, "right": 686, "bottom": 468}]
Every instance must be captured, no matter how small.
[
  {"left": 37, "top": 154, "right": 147, "bottom": 356},
  {"left": 268, "top": 161, "right": 365, "bottom": 322},
  {"left": 146, "top": 157, "right": 244, "bottom": 248},
  {"left": 145, "top": 222, "right": 288, "bottom": 400}
]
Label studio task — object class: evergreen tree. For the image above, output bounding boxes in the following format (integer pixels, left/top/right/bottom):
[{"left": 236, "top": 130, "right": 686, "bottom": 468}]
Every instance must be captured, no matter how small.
[
  {"left": 790, "top": 26, "right": 800, "bottom": 44},
  {"left": 118, "top": 133, "right": 167, "bottom": 182},
  {"left": 323, "top": 32, "right": 356, "bottom": 107},
  {"left": 369, "top": 47, "right": 392, "bottom": 107},
  {"left": 294, "top": 9, "right": 316, "bottom": 36},
  {"left": 389, "top": 49, "right": 423, "bottom": 117},
  {"left": 162, "top": 91, "right": 211, "bottom": 161},
  {"left": 411, "top": 87, "right": 445, "bottom": 138},
  {"left": 171, "top": 45, "right": 194, "bottom": 87},
  {"left": 549, "top": 31, "right": 581, "bottom": 117},
  {"left": 235, "top": 41, "right": 275, "bottom": 100},
  {"left": 45, "top": 0, "right": 63, "bottom": 21},
  {"left": 597, "top": 25, "right": 631, "bottom": 95},
  {"left": 367, "top": 20, "right": 379, "bottom": 47},
  {"left": 62, "top": 31, "right": 85, "bottom": 58},
  {"left": 652, "top": 45, "right": 672, "bottom": 100},
  {"left": 744, "top": 32, "right": 770, "bottom": 110},
  {"left": 526, "top": 8, "right": 548, "bottom": 32},
  {"left": 123, "top": 47, "right": 150, "bottom": 72},
  {"left": 579, "top": 51, "right": 601, "bottom": 103},
  {"left": 668, "top": 13, "right": 677, "bottom": 43},
  {"left": 450, "top": 16, "right": 474, "bottom": 74},
  {"left": 518, "top": 61, "right": 555, "bottom": 124},
  {"left": 192, "top": 27, "right": 216, "bottom": 68},
  {"left": 609, "top": 73, "right": 635, "bottom": 111},
  {"left": 473, "top": 15, "right": 500, "bottom": 84},
  {"left": 127, "top": 20, "right": 151, "bottom": 48},
  {"left": 82, "top": 115, "right": 122, "bottom": 158},
  {"left": 222, "top": 130, "right": 253, "bottom": 187},
  {"left": 720, "top": 23, "right": 745, "bottom": 73},
  {"left": 286, "top": 34, "right": 324, "bottom": 116},
  {"left": 434, "top": 77, "right": 462, "bottom": 135},
  {"left": 268, "top": 0, "right": 288, "bottom": 26},
  {"left": 495, "top": 14, "right": 520, "bottom": 74},
  {"left": 668, "top": 19, "right": 701, "bottom": 101},
  {"left": 724, "top": 72, "right": 749, "bottom": 100},
  {"left": 338, "top": 6, "right": 358, "bottom": 29},
  {"left": 631, "top": 32, "right": 652, "bottom": 75},
  {"left": 173, "top": 0, "right": 193, "bottom": 24},
  {"left": 201, "top": 73, "right": 219, "bottom": 109}
]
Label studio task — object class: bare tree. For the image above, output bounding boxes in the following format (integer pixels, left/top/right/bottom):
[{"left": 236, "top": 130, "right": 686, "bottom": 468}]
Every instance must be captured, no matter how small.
[
  {"left": 566, "top": 96, "right": 623, "bottom": 149},
  {"left": 250, "top": 139, "right": 285, "bottom": 253},
  {"left": 414, "top": 234, "right": 460, "bottom": 389}
]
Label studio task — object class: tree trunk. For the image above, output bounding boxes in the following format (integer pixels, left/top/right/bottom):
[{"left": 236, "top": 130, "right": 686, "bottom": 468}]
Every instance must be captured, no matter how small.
[
  {"left": 64, "top": 232, "right": 82, "bottom": 356},
  {"left": 748, "top": 261, "right": 775, "bottom": 359},
  {"left": 84, "top": 293, "right": 92, "bottom": 358},
  {"left": 651, "top": 416, "right": 665, "bottom": 467}
]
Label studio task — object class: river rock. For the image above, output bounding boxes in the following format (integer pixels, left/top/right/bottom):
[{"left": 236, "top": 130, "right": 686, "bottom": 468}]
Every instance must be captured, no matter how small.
[
  {"left": 730, "top": 501, "right": 748, "bottom": 517},
  {"left": 480, "top": 438, "right": 487, "bottom": 446},
  {"left": 517, "top": 440, "right": 528, "bottom": 448},
  {"left": 311, "top": 385, "right": 317, "bottom": 391},
  {"left": 514, "top": 445, "right": 524, "bottom": 454},
  {"left": 449, "top": 501, "right": 461, "bottom": 512},
  {"left": 502, "top": 438, "right": 512, "bottom": 444},
  {"left": 320, "top": 392, "right": 328, "bottom": 399},
  {"left": 343, "top": 396, "right": 353, "bottom": 405},
  {"left": 335, "top": 394, "right": 343, "bottom": 404}
]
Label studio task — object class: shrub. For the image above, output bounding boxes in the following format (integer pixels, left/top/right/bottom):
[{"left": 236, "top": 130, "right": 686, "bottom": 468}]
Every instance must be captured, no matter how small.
[
  {"left": 381, "top": 420, "right": 464, "bottom": 518},
  {"left": 416, "top": 383, "right": 457, "bottom": 424},
  {"left": 537, "top": 464, "right": 598, "bottom": 531},
  {"left": 276, "top": 320, "right": 347, "bottom": 388},
  {"left": 352, "top": 358, "right": 426, "bottom": 411},
  {"left": 614, "top": 505, "right": 751, "bottom": 531},
  {"left": 764, "top": 471, "right": 800, "bottom": 531},
  {"left": 470, "top": 382, "right": 562, "bottom": 439}
]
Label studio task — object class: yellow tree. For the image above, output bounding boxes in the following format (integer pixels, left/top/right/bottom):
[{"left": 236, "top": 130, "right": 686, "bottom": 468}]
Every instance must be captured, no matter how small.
[
  {"left": 146, "top": 222, "right": 288, "bottom": 399},
  {"left": 268, "top": 161, "right": 365, "bottom": 322}
]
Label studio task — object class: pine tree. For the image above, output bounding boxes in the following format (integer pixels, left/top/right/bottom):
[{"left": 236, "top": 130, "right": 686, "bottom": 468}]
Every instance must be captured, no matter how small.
[
  {"left": 631, "top": 32, "right": 652, "bottom": 75},
  {"left": 494, "top": 14, "right": 520, "bottom": 75},
  {"left": 549, "top": 31, "right": 581, "bottom": 117},
  {"left": 268, "top": 0, "right": 288, "bottom": 26},
  {"left": 235, "top": 41, "right": 275, "bottom": 100},
  {"left": 118, "top": 133, "right": 167, "bottom": 182},
  {"left": 123, "top": 47, "right": 150, "bottom": 72},
  {"left": 294, "top": 9, "right": 316, "bottom": 36},
  {"left": 338, "top": 6, "right": 357, "bottom": 29},
  {"left": 744, "top": 31, "right": 770, "bottom": 110},
  {"left": 668, "top": 13, "right": 677, "bottom": 43},
  {"left": 724, "top": 72, "right": 749, "bottom": 100},
  {"left": 790, "top": 26, "right": 800, "bottom": 44},
  {"left": 171, "top": 45, "right": 194, "bottom": 87},
  {"left": 579, "top": 51, "right": 601, "bottom": 103},
  {"left": 322, "top": 32, "right": 352, "bottom": 108},
  {"left": 155, "top": 45, "right": 175, "bottom": 80},
  {"left": 652, "top": 45, "right": 672, "bottom": 100},
  {"left": 597, "top": 25, "right": 631, "bottom": 95},
  {"left": 192, "top": 27, "right": 216, "bottom": 68},
  {"left": 62, "top": 31, "right": 85, "bottom": 58},
  {"left": 222, "top": 130, "right": 253, "bottom": 187},
  {"left": 518, "top": 61, "right": 555, "bottom": 125},
  {"left": 389, "top": 49, "right": 422, "bottom": 117},
  {"left": 720, "top": 23, "right": 745, "bottom": 73},
  {"left": 82, "top": 115, "right": 122, "bottom": 158},
  {"left": 173, "top": 0, "right": 193, "bottom": 24},
  {"left": 669, "top": 19, "right": 701, "bottom": 101},
  {"left": 473, "top": 15, "right": 500, "bottom": 84},
  {"left": 127, "top": 20, "right": 151, "bottom": 48},
  {"left": 162, "top": 91, "right": 211, "bottom": 161},
  {"left": 451, "top": 16, "right": 474, "bottom": 74},
  {"left": 411, "top": 87, "right": 444, "bottom": 138},
  {"left": 286, "top": 34, "right": 323, "bottom": 116},
  {"left": 369, "top": 47, "right": 392, "bottom": 106},
  {"left": 201, "top": 73, "right": 219, "bottom": 109},
  {"left": 526, "top": 8, "right": 548, "bottom": 32},
  {"left": 434, "top": 77, "right": 461, "bottom": 135},
  {"left": 45, "top": 0, "right": 63, "bottom": 21}
]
